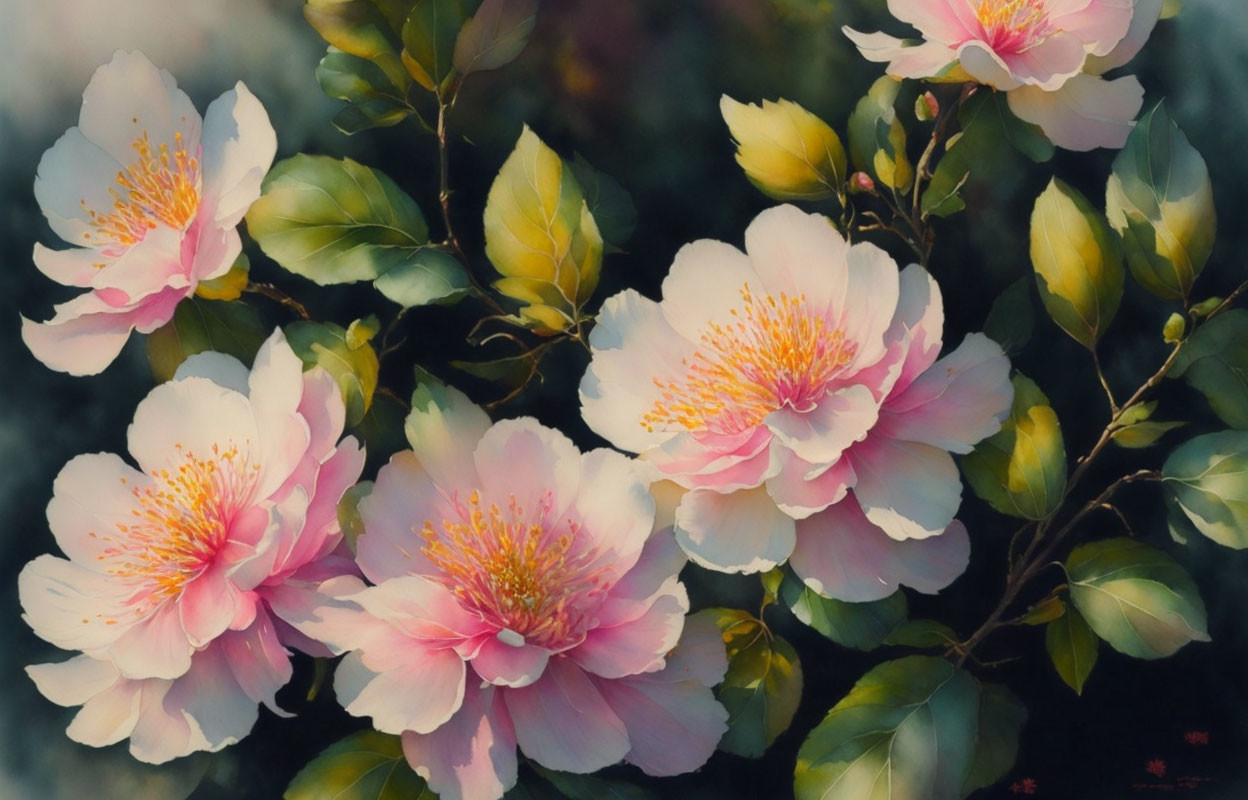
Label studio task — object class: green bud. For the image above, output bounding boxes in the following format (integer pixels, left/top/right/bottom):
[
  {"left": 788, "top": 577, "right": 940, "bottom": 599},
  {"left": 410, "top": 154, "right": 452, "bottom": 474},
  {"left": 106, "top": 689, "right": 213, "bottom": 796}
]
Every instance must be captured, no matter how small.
[
  {"left": 1189, "top": 296, "right": 1223, "bottom": 318},
  {"left": 1163, "top": 312, "right": 1186, "bottom": 344},
  {"left": 914, "top": 91, "right": 939, "bottom": 122}
]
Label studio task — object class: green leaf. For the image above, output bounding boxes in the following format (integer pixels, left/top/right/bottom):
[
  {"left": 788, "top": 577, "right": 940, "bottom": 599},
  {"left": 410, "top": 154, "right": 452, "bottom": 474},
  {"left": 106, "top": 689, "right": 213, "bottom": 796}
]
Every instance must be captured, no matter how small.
[
  {"left": 337, "top": 481, "right": 374, "bottom": 554},
  {"left": 963, "top": 374, "right": 1067, "bottom": 520},
  {"left": 453, "top": 0, "right": 539, "bottom": 75},
  {"left": 1019, "top": 595, "right": 1065, "bottom": 626},
  {"left": 881, "top": 619, "right": 959, "bottom": 649},
  {"left": 848, "top": 77, "right": 903, "bottom": 182},
  {"left": 1169, "top": 309, "right": 1248, "bottom": 429},
  {"left": 483, "top": 125, "right": 603, "bottom": 334},
  {"left": 1111, "top": 420, "right": 1185, "bottom": 449},
  {"left": 304, "top": 0, "right": 411, "bottom": 91},
  {"left": 285, "top": 320, "right": 381, "bottom": 426},
  {"left": 530, "top": 765, "right": 657, "bottom": 800},
  {"left": 982, "top": 277, "right": 1035, "bottom": 357},
  {"left": 1163, "top": 429, "right": 1248, "bottom": 549},
  {"left": 354, "top": 386, "right": 410, "bottom": 472},
  {"left": 1030, "top": 178, "right": 1124, "bottom": 348},
  {"left": 402, "top": 0, "right": 467, "bottom": 91},
  {"left": 704, "top": 609, "right": 802, "bottom": 758},
  {"left": 373, "top": 247, "right": 470, "bottom": 306},
  {"left": 247, "top": 155, "right": 429, "bottom": 285},
  {"left": 1106, "top": 102, "right": 1216, "bottom": 301},
  {"left": 962, "top": 682, "right": 1027, "bottom": 796},
  {"left": 1066, "top": 537, "right": 1210, "bottom": 659},
  {"left": 872, "top": 113, "right": 912, "bottom": 192},
  {"left": 778, "top": 571, "right": 908, "bottom": 651},
  {"left": 1045, "top": 603, "right": 1098, "bottom": 694},
  {"left": 284, "top": 730, "right": 434, "bottom": 800},
  {"left": 316, "top": 50, "right": 415, "bottom": 134},
  {"left": 146, "top": 297, "right": 267, "bottom": 383},
  {"left": 794, "top": 655, "right": 980, "bottom": 800},
  {"left": 569, "top": 154, "right": 637, "bottom": 251},
  {"left": 451, "top": 352, "right": 540, "bottom": 392}
]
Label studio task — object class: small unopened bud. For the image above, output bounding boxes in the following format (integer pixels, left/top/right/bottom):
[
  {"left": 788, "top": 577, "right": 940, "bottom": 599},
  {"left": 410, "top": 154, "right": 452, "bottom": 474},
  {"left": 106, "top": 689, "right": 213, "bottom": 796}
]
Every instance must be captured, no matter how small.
[
  {"left": 1163, "top": 312, "right": 1186, "bottom": 344},
  {"left": 849, "top": 171, "right": 875, "bottom": 194},
  {"left": 1189, "top": 296, "right": 1223, "bottom": 318},
  {"left": 915, "top": 91, "right": 939, "bottom": 122}
]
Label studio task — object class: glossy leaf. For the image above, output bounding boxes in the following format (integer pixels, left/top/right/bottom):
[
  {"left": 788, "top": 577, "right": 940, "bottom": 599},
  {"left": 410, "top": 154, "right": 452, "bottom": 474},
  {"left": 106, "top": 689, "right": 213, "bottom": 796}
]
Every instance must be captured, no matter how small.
[
  {"left": 962, "top": 682, "right": 1028, "bottom": 796},
  {"left": 848, "top": 76, "right": 909, "bottom": 190},
  {"left": 1019, "top": 595, "right": 1065, "bottom": 626},
  {"left": 1163, "top": 430, "right": 1248, "bottom": 549},
  {"left": 1030, "top": 178, "right": 1124, "bottom": 348},
  {"left": 246, "top": 155, "right": 429, "bottom": 285},
  {"left": 1066, "top": 538, "right": 1210, "bottom": 660},
  {"left": 146, "top": 297, "right": 267, "bottom": 383},
  {"left": 1106, "top": 103, "right": 1215, "bottom": 301},
  {"left": 304, "top": 0, "right": 411, "bottom": 91},
  {"left": 982, "top": 276, "right": 1035, "bottom": 356},
  {"left": 1045, "top": 603, "right": 1098, "bottom": 694},
  {"left": 873, "top": 114, "right": 912, "bottom": 192},
  {"left": 963, "top": 374, "right": 1067, "bottom": 520},
  {"left": 316, "top": 50, "right": 414, "bottom": 134},
  {"left": 453, "top": 0, "right": 539, "bottom": 75},
  {"left": 1111, "top": 420, "right": 1185, "bottom": 449},
  {"left": 794, "top": 656, "right": 979, "bottom": 800},
  {"left": 779, "top": 571, "right": 908, "bottom": 651},
  {"left": 284, "top": 730, "right": 433, "bottom": 800},
  {"left": 1169, "top": 309, "right": 1248, "bottom": 430},
  {"left": 569, "top": 154, "right": 637, "bottom": 251},
  {"left": 285, "top": 320, "right": 381, "bottom": 426},
  {"left": 373, "top": 247, "right": 470, "bottom": 306},
  {"left": 529, "top": 765, "right": 657, "bottom": 800},
  {"left": 881, "top": 619, "right": 959, "bottom": 650},
  {"left": 707, "top": 609, "right": 802, "bottom": 758},
  {"left": 720, "top": 95, "right": 846, "bottom": 201},
  {"left": 483, "top": 125, "right": 603, "bottom": 333},
  {"left": 402, "top": 0, "right": 466, "bottom": 91}
]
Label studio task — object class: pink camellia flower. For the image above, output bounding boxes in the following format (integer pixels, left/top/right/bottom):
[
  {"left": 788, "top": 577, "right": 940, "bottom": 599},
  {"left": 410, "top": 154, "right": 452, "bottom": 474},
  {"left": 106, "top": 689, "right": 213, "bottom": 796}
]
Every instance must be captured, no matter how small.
[
  {"left": 20, "top": 50, "right": 277, "bottom": 375},
  {"left": 580, "top": 205, "right": 1013, "bottom": 601},
  {"left": 292, "top": 385, "right": 728, "bottom": 800},
  {"left": 19, "top": 331, "right": 365, "bottom": 763},
  {"left": 844, "top": 0, "right": 1164, "bottom": 150}
]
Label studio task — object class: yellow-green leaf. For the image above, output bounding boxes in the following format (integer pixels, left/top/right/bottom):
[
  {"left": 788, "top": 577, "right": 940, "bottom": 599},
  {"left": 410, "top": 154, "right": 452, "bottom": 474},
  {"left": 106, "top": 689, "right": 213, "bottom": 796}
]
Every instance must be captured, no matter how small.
[
  {"left": 1030, "top": 178, "right": 1124, "bottom": 348},
  {"left": 284, "top": 730, "right": 434, "bottom": 800},
  {"left": 285, "top": 320, "right": 380, "bottom": 426},
  {"left": 304, "top": 0, "right": 411, "bottom": 91},
  {"left": 1045, "top": 604, "right": 1098, "bottom": 694},
  {"left": 719, "top": 95, "right": 846, "bottom": 201},
  {"left": 453, "top": 0, "right": 539, "bottom": 76},
  {"left": 483, "top": 125, "right": 603, "bottom": 333},
  {"left": 194, "top": 252, "right": 250, "bottom": 301}
]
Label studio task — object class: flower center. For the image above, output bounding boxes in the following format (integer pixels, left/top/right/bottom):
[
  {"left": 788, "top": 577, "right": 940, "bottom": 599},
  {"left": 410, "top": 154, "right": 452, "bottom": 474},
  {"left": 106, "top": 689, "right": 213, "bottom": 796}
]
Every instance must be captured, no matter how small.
[
  {"left": 82, "top": 130, "right": 201, "bottom": 254},
  {"left": 972, "top": 0, "right": 1054, "bottom": 52},
  {"left": 421, "top": 490, "right": 610, "bottom": 649},
  {"left": 642, "top": 284, "right": 857, "bottom": 435},
  {"left": 93, "top": 443, "right": 257, "bottom": 613}
]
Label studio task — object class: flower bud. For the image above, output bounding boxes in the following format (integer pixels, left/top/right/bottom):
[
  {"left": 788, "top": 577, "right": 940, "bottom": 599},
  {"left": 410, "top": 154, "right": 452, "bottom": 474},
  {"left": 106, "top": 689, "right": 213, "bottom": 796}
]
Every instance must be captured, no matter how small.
[
  {"left": 849, "top": 171, "right": 876, "bottom": 194},
  {"left": 915, "top": 91, "right": 939, "bottom": 122},
  {"left": 1189, "top": 296, "right": 1223, "bottom": 318},
  {"left": 1163, "top": 312, "right": 1186, "bottom": 343},
  {"left": 720, "top": 95, "right": 847, "bottom": 201}
]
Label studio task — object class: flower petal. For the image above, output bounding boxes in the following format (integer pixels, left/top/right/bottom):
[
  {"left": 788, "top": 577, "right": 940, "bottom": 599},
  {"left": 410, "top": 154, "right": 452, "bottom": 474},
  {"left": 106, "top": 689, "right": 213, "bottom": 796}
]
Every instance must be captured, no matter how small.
[
  {"left": 764, "top": 383, "right": 879, "bottom": 465},
  {"left": 473, "top": 418, "right": 581, "bottom": 521},
  {"left": 595, "top": 676, "right": 727, "bottom": 777},
  {"left": 126, "top": 375, "right": 258, "bottom": 478},
  {"left": 200, "top": 82, "right": 277, "bottom": 228},
  {"left": 357, "top": 451, "right": 447, "bottom": 583},
  {"left": 407, "top": 381, "right": 491, "bottom": 491},
  {"left": 765, "top": 450, "right": 856, "bottom": 519},
  {"left": 45, "top": 452, "right": 149, "bottom": 566},
  {"left": 674, "top": 486, "right": 796, "bottom": 573},
  {"left": 1086, "top": 0, "right": 1161, "bottom": 73},
  {"left": 571, "top": 448, "right": 655, "bottom": 574},
  {"left": 219, "top": 607, "right": 293, "bottom": 714},
  {"left": 1007, "top": 73, "right": 1144, "bottom": 151},
  {"left": 108, "top": 602, "right": 193, "bottom": 680},
  {"left": 848, "top": 437, "right": 961, "bottom": 541},
  {"left": 742, "top": 205, "right": 848, "bottom": 314},
  {"left": 335, "top": 644, "right": 467, "bottom": 735},
  {"left": 27, "top": 655, "right": 121, "bottom": 708},
  {"left": 570, "top": 580, "right": 688, "bottom": 679},
  {"left": 660, "top": 238, "right": 759, "bottom": 342},
  {"left": 402, "top": 685, "right": 518, "bottom": 800},
  {"left": 19, "top": 554, "right": 136, "bottom": 652},
  {"left": 471, "top": 636, "right": 551, "bottom": 688},
  {"left": 160, "top": 641, "right": 259, "bottom": 754}
]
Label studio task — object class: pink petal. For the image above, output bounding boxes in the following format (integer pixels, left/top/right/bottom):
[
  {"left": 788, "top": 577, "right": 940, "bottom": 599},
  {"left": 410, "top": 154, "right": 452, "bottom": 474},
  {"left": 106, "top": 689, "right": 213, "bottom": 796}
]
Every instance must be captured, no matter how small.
[
  {"left": 177, "top": 558, "right": 238, "bottom": 648},
  {"left": 765, "top": 450, "right": 855, "bottom": 519},
  {"left": 352, "top": 576, "right": 489, "bottom": 643},
  {"left": 764, "top": 384, "right": 879, "bottom": 465},
  {"left": 503, "top": 656, "right": 630, "bottom": 773},
  {"left": 1007, "top": 73, "right": 1144, "bottom": 151},
  {"left": 22, "top": 304, "right": 140, "bottom": 377},
  {"left": 848, "top": 437, "right": 961, "bottom": 541},
  {"left": 470, "top": 636, "right": 551, "bottom": 688},
  {"left": 357, "top": 451, "right": 446, "bottom": 583},
  {"left": 66, "top": 679, "right": 143, "bottom": 749},
  {"left": 834, "top": 241, "right": 901, "bottom": 374},
  {"left": 742, "top": 205, "right": 849, "bottom": 316},
  {"left": 887, "top": 0, "right": 976, "bottom": 42},
  {"left": 161, "top": 641, "right": 259, "bottom": 754},
  {"left": 247, "top": 330, "right": 313, "bottom": 500},
  {"left": 27, "top": 655, "right": 121, "bottom": 708},
  {"left": 996, "top": 31, "right": 1088, "bottom": 91},
  {"left": 126, "top": 375, "right": 258, "bottom": 478},
  {"left": 45, "top": 452, "right": 149, "bottom": 565},
  {"left": 876, "top": 333, "right": 1013, "bottom": 454},
  {"left": 957, "top": 41, "right": 1024, "bottom": 90},
  {"left": 571, "top": 583, "right": 687, "bottom": 679},
  {"left": 594, "top": 676, "right": 727, "bottom": 777},
  {"left": 1052, "top": 0, "right": 1134, "bottom": 56},
  {"left": 402, "top": 685, "right": 518, "bottom": 800},
  {"left": 595, "top": 528, "right": 687, "bottom": 627},
  {"left": 33, "top": 242, "right": 109, "bottom": 287},
  {"left": 108, "top": 602, "right": 194, "bottom": 680},
  {"left": 655, "top": 610, "right": 729, "bottom": 687},
  {"left": 674, "top": 486, "right": 796, "bottom": 574},
  {"left": 126, "top": 681, "right": 192, "bottom": 764},
  {"left": 1087, "top": 0, "right": 1161, "bottom": 73},
  {"left": 275, "top": 437, "right": 366, "bottom": 576},
  {"left": 791, "top": 497, "right": 971, "bottom": 602},
  {"left": 219, "top": 607, "right": 293, "bottom": 714},
  {"left": 334, "top": 645, "right": 466, "bottom": 735},
  {"left": 879, "top": 264, "right": 945, "bottom": 400},
  {"left": 569, "top": 448, "right": 654, "bottom": 575},
  {"left": 473, "top": 418, "right": 581, "bottom": 521},
  {"left": 33, "top": 126, "right": 128, "bottom": 243}
]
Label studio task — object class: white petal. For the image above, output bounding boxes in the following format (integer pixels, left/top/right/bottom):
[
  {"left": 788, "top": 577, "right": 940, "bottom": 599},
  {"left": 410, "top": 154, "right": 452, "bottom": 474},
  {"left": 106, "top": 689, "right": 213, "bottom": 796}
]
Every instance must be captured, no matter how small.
[
  {"left": 848, "top": 437, "right": 962, "bottom": 541},
  {"left": 674, "top": 486, "right": 796, "bottom": 574},
  {"left": 1007, "top": 74, "right": 1144, "bottom": 151},
  {"left": 200, "top": 82, "right": 277, "bottom": 227}
]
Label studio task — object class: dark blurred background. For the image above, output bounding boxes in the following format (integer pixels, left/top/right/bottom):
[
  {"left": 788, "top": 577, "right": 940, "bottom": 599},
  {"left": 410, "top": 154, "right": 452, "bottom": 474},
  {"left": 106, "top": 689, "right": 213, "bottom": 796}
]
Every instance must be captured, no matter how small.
[{"left": 2, "top": 0, "right": 1247, "bottom": 797}]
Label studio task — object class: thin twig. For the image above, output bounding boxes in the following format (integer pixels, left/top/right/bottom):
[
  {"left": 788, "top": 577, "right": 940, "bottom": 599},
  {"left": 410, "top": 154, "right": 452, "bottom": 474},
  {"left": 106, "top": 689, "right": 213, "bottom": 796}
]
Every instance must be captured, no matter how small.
[{"left": 243, "top": 282, "right": 310, "bottom": 319}]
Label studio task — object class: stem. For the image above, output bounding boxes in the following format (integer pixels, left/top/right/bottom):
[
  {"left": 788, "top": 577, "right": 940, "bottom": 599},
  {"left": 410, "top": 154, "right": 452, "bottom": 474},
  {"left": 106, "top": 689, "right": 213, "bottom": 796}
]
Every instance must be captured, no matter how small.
[
  {"left": 243, "top": 282, "right": 310, "bottom": 320},
  {"left": 435, "top": 91, "right": 464, "bottom": 262},
  {"left": 1091, "top": 346, "right": 1119, "bottom": 414}
]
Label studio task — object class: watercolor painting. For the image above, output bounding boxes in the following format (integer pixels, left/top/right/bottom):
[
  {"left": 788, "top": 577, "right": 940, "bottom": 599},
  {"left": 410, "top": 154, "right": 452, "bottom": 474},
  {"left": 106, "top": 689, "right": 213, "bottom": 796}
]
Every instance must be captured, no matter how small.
[{"left": 2, "top": 1, "right": 1246, "bottom": 798}]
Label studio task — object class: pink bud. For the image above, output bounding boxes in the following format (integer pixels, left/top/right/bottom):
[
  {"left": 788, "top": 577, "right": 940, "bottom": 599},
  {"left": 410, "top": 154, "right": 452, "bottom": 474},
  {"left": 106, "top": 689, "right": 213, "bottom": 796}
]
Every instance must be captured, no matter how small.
[
  {"left": 915, "top": 91, "right": 939, "bottom": 122},
  {"left": 849, "top": 171, "right": 875, "bottom": 193}
]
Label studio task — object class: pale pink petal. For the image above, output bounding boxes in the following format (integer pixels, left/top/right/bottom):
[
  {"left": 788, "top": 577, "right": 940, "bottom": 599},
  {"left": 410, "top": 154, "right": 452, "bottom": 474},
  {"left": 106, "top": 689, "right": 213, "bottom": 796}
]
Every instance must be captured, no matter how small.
[
  {"left": 87, "top": 226, "right": 186, "bottom": 301},
  {"left": 473, "top": 418, "right": 581, "bottom": 520},
  {"left": 1007, "top": 73, "right": 1143, "bottom": 151},
  {"left": 77, "top": 50, "right": 201, "bottom": 172},
  {"left": 659, "top": 238, "right": 759, "bottom": 342},
  {"left": 595, "top": 676, "right": 727, "bottom": 777},
  {"left": 1086, "top": 0, "right": 1161, "bottom": 73},
  {"left": 791, "top": 497, "right": 971, "bottom": 602},
  {"left": 674, "top": 486, "right": 796, "bottom": 574},
  {"left": 66, "top": 679, "right": 143, "bottom": 749},
  {"left": 881, "top": 264, "right": 945, "bottom": 399},
  {"left": 743, "top": 204, "right": 848, "bottom": 317},
  {"left": 471, "top": 636, "right": 551, "bottom": 688},
  {"left": 581, "top": 289, "right": 694, "bottom": 453},
  {"left": 1052, "top": 0, "right": 1134, "bottom": 56},
  {"left": 45, "top": 452, "right": 149, "bottom": 565},
  {"left": 765, "top": 450, "right": 855, "bottom": 519},
  {"left": 334, "top": 645, "right": 466, "bottom": 735},
  {"left": 160, "top": 641, "right": 259, "bottom": 754},
  {"left": 842, "top": 30, "right": 958, "bottom": 78},
  {"left": 570, "top": 448, "right": 655, "bottom": 574},
  {"left": 595, "top": 529, "right": 687, "bottom": 627},
  {"left": 504, "top": 656, "right": 631, "bottom": 773},
  {"left": 357, "top": 451, "right": 447, "bottom": 582},
  {"left": 402, "top": 685, "right": 518, "bottom": 800},
  {"left": 200, "top": 82, "right": 277, "bottom": 228},
  {"left": 19, "top": 554, "right": 136, "bottom": 652},
  {"left": 836, "top": 241, "right": 901, "bottom": 373},
  {"left": 261, "top": 575, "right": 364, "bottom": 653},
  {"left": 275, "top": 438, "right": 365, "bottom": 575},
  {"left": 247, "top": 330, "right": 313, "bottom": 500},
  {"left": 764, "top": 384, "right": 879, "bottom": 465},
  {"left": 646, "top": 426, "right": 772, "bottom": 487},
  {"left": 219, "top": 607, "right": 293, "bottom": 714},
  {"left": 27, "top": 655, "right": 121, "bottom": 708},
  {"left": 406, "top": 381, "right": 492, "bottom": 491},
  {"left": 876, "top": 333, "right": 1013, "bottom": 453},
  {"left": 177, "top": 559, "right": 238, "bottom": 647},
  {"left": 108, "top": 602, "right": 193, "bottom": 680},
  {"left": 33, "top": 126, "right": 131, "bottom": 243},
  {"left": 996, "top": 31, "right": 1087, "bottom": 91},
  {"left": 188, "top": 221, "right": 243, "bottom": 284},
  {"left": 957, "top": 41, "right": 1023, "bottom": 90},
  {"left": 657, "top": 610, "right": 729, "bottom": 687},
  {"left": 126, "top": 681, "right": 192, "bottom": 764},
  {"left": 571, "top": 581, "right": 687, "bottom": 679},
  {"left": 32, "top": 243, "right": 107, "bottom": 287},
  {"left": 351, "top": 576, "right": 490, "bottom": 643},
  {"left": 848, "top": 437, "right": 961, "bottom": 541},
  {"left": 21, "top": 305, "right": 140, "bottom": 377},
  {"left": 843, "top": 28, "right": 917, "bottom": 63},
  {"left": 126, "top": 375, "right": 258, "bottom": 477},
  {"left": 887, "top": 0, "right": 975, "bottom": 42},
  {"left": 298, "top": 368, "right": 348, "bottom": 462}
]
